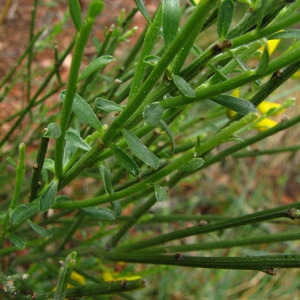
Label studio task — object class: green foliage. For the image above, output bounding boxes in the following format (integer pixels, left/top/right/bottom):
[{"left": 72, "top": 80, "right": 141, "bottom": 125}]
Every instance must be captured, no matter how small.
[{"left": 1, "top": 0, "right": 300, "bottom": 298}]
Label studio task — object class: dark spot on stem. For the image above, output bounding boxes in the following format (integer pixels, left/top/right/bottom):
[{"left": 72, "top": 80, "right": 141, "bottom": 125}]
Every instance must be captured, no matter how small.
[
  {"left": 120, "top": 279, "right": 128, "bottom": 288},
  {"left": 174, "top": 253, "right": 183, "bottom": 261}
]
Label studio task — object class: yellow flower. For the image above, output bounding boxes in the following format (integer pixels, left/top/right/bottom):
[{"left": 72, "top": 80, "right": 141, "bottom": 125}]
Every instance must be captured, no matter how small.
[
  {"left": 190, "top": 0, "right": 200, "bottom": 5},
  {"left": 226, "top": 89, "right": 286, "bottom": 132},
  {"left": 254, "top": 118, "right": 278, "bottom": 131},
  {"left": 257, "top": 102, "right": 284, "bottom": 116},
  {"left": 67, "top": 271, "right": 86, "bottom": 287}
]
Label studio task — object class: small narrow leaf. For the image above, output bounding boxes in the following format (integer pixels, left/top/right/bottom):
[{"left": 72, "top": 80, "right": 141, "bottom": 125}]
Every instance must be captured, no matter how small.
[
  {"left": 77, "top": 55, "right": 115, "bottom": 82},
  {"left": 144, "top": 55, "right": 160, "bottom": 67},
  {"left": 160, "top": 120, "right": 175, "bottom": 155},
  {"left": 98, "top": 162, "right": 113, "bottom": 194},
  {"left": 39, "top": 179, "right": 58, "bottom": 213},
  {"left": 68, "top": 0, "right": 82, "bottom": 31},
  {"left": 63, "top": 140, "right": 77, "bottom": 168},
  {"left": 122, "top": 129, "right": 160, "bottom": 169},
  {"left": 269, "top": 30, "right": 300, "bottom": 40},
  {"left": 60, "top": 90, "right": 102, "bottom": 132},
  {"left": 154, "top": 184, "right": 167, "bottom": 201},
  {"left": 134, "top": 0, "right": 152, "bottom": 24},
  {"left": 7, "top": 157, "right": 17, "bottom": 168},
  {"left": 143, "top": 102, "right": 164, "bottom": 126},
  {"left": 7, "top": 233, "right": 25, "bottom": 249},
  {"left": 43, "top": 158, "right": 55, "bottom": 173},
  {"left": 162, "top": 0, "right": 181, "bottom": 48},
  {"left": 217, "top": 0, "right": 234, "bottom": 41},
  {"left": 178, "top": 158, "right": 204, "bottom": 171},
  {"left": 44, "top": 123, "right": 61, "bottom": 139},
  {"left": 27, "top": 220, "right": 53, "bottom": 237},
  {"left": 65, "top": 128, "right": 91, "bottom": 151},
  {"left": 81, "top": 207, "right": 115, "bottom": 220},
  {"left": 10, "top": 203, "right": 39, "bottom": 225},
  {"left": 257, "top": 45, "right": 269, "bottom": 75},
  {"left": 95, "top": 98, "right": 123, "bottom": 112},
  {"left": 111, "top": 145, "right": 140, "bottom": 176},
  {"left": 211, "top": 95, "right": 256, "bottom": 115},
  {"left": 111, "top": 200, "right": 121, "bottom": 217},
  {"left": 173, "top": 75, "right": 195, "bottom": 98}
]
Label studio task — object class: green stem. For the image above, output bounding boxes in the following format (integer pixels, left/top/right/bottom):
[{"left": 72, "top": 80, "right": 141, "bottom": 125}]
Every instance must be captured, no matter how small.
[
  {"left": 0, "top": 39, "right": 75, "bottom": 148},
  {"left": 233, "top": 145, "right": 300, "bottom": 158},
  {"left": 109, "top": 196, "right": 157, "bottom": 248},
  {"left": 29, "top": 136, "right": 49, "bottom": 202},
  {"left": 54, "top": 113, "right": 255, "bottom": 209},
  {"left": 2, "top": 143, "right": 26, "bottom": 233},
  {"left": 143, "top": 230, "right": 300, "bottom": 253},
  {"left": 54, "top": 251, "right": 77, "bottom": 300},
  {"left": 54, "top": 8, "right": 101, "bottom": 178},
  {"left": 101, "top": 251, "right": 300, "bottom": 271},
  {"left": 35, "top": 279, "right": 145, "bottom": 300},
  {"left": 114, "top": 203, "right": 300, "bottom": 252},
  {"left": 127, "top": 6, "right": 162, "bottom": 102},
  {"left": 101, "top": 0, "right": 220, "bottom": 144}
]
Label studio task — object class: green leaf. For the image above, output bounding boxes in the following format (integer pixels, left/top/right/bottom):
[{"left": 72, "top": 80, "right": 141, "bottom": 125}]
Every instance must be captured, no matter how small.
[
  {"left": 10, "top": 203, "right": 39, "bottom": 225},
  {"left": 144, "top": 55, "right": 160, "bottom": 67},
  {"left": 143, "top": 102, "right": 164, "bottom": 126},
  {"left": 80, "top": 207, "right": 115, "bottom": 220},
  {"left": 111, "top": 200, "right": 121, "bottom": 217},
  {"left": 95, "top": 98, "right": 123, "bottom": 112},
  {"left": 39, "top": 179, "right": 58, "bottom": 213},
  {"left": 134, "top": 0, "right": 152, "bottom": 24},
  {"left": 98, "top": 162, "right": 113, "bottom": 194},
  {"left": 160, "top": 120, "right": 175, "bottom": 155},
  {"left": 173, "top": 74, "right": 195, "bottom": 98},
  {"left": 63, "top": 140, "right": 77, "bottom": 168},
  {"left": 43, "top": 158, "right": 55, "bottom": 173},
  {"left": 257, "top": 45, "right": 269, "bottom": 75},
  {"left": 65, "top": 128, "right": 91, "bottom": 151},
  {"left": 7, "top": 157, "right": 17, "bottom": 168},
  {"left": 7, "top": 232, "right": 25, "bottom": 249},
  {"left": 269, "top": 30, "right": 300, "bottom": 40},
  {"left": 68, "top": 0, "right": 82, "bottom": 31},
  {"left": 122, "top": 129, "right": 160, "bottom": 169},
  {"left": 162, "top": 0, "right": 181, "bottom": 48},
  {"left": 27, "top": 220, "right": 53, "bottom": 237},
  {"left": 178, "top": 158, "right": 204, "bottom": 171},
  {"left": 60, "top": 90, "right": 102, "bottom": 132},
  {"left": 217, "top": 0, "right": 234, "bottom": 41},
  {"left": 87, "top": 0, "right": 104, "bottom": 19},
  {"left": 111, "top": 145, "right": 140, "bottom": 176},
  {"left": 211, "top": 95, "right": 256, "bottom": 115},
  {"left": 154, "top": 184, "right": 167, "bottom": 201},
  {"left": 77, "top": 55, "right": 115, "bottom": 82},
  {"left": 44, "top": 123, "right": 61, "bottom": 139}
]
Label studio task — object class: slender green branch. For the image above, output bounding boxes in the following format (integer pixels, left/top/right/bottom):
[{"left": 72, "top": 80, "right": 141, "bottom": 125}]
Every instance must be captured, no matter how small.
[
  {"left": 29, "top": 136, "right": 49, "bottom": 202},
  {"left": 109, "top": 196, "right": 157, "bottom": 248},
  {"left": 139, "top": 230, "right": 300, "bottom": 253},
  {"left": 233, "top": 145, "right": 300, "bottom": 158},
  {"left": 101, "top": 0, "right": 220, "bottom": 144},
  {"left": 101, "top": 251, "right": 300, "bottom": 271},
  {"left": 55, "top": 5, "right": 103, "bottom": 178},
  {"left": 114, "top": 203, "right": 300, "bottom": 252},
  {"left": 34, "top": 279, "right": 145, "bottom": 300}
]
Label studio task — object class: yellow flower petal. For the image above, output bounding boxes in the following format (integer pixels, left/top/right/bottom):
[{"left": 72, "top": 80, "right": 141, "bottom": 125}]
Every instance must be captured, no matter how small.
[
  {"left": 257, "top": 102, "right": 285, "bottom": 116},
  {"left": 259, "top": 39, "right": 280, "bottom": 56},
  {"left": 67, "top": 271, "right": 86, "bottom": 288},
  {"left": 255, "top": 118, "right": 278, "bottom": 131}
]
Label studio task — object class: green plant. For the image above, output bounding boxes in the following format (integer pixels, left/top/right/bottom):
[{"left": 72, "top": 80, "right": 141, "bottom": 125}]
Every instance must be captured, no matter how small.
[{"left": 1, "top": 0, "right": 300, "bottom": 298}]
